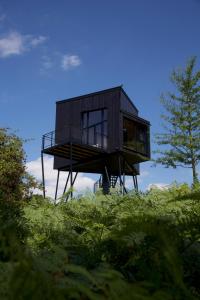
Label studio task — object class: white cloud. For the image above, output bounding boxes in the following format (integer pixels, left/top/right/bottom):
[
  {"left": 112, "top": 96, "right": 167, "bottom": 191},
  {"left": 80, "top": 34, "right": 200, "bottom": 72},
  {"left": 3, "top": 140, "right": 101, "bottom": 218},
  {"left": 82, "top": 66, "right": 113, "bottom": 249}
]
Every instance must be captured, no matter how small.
[
  {"left": 147, "top": 183, "right": 170, "bottom": 190},
  {"left": 0, "top": 32, "right": 24, "bottom": 57},
  {"left": 0, "top": 31, "right": 47, "bottom": 58},
  {"left": 61, "top": 54, "right": 81, "bottom": 70},
  {"left": 140, "top": 170, "right": 149, "bottom": 177},
  {"left": 30, "top": 36, "right": 48, "bottom": 47},
  {"left": 26, "top": 156, "right": 95, "bottom": 199}
]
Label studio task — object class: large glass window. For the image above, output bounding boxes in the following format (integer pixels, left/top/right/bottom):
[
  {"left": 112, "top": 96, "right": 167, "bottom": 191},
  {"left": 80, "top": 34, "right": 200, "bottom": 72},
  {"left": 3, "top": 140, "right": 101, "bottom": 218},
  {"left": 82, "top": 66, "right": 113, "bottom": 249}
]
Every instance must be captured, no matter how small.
[
  {"left": 82, "top": 109, "right": 108, "bottom": 149},
  {"left": 123, "top": 117, "right": 148, "bottom": 155}
]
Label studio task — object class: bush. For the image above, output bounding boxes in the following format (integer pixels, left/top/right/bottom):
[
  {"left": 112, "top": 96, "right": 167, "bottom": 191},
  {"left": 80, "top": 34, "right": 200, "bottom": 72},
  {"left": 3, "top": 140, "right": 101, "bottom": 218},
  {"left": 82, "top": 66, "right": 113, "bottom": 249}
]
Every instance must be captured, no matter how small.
[
  {"left": 0, "top": 128, "right": 25, "bottom": 201},
  {"left": 0, "top": 128, "right": 41, "bottom": 201},
  {"left": 0, "top": 182, "right": 200, "bottom": 299}
]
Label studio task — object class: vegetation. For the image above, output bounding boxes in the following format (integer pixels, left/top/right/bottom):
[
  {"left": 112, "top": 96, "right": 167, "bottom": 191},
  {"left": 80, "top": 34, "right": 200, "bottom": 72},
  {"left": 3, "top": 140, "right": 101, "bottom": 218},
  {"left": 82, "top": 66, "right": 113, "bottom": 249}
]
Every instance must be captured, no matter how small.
[
  {"left": 0, "top": 128, "right": 41, "bottom": 201},
  {"left": 0, "top": 128, "right": 25, "bottom": 201},
  {"left": 0, "top": 185, "right": 200, "bottom": 299},
  {"left": 154, "top": 57, "right": 200, "bottom": 184}
]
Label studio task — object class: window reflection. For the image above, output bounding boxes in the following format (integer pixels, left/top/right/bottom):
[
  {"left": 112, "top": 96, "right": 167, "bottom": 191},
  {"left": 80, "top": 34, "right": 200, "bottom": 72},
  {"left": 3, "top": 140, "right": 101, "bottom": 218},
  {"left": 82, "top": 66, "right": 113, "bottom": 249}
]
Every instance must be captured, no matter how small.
[
  {"left": 123, "top": 117, "right": 148, "bottom": 155},
  {"left": 88, "top": 110, "right": 102, "bottom": 126},
  {"left": 82, "top": 109, "right": 108, "bottom": 149}
]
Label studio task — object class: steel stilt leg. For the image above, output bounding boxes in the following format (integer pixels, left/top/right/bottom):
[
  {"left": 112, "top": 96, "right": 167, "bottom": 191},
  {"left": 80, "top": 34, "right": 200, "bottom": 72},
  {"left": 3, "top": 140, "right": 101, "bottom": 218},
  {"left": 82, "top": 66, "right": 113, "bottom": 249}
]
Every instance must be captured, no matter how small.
[
  {"left": 70, "top": 142, "right": 73, "bottom": 199},
  {"left": 118, "top": 155, "right": 122, "bottom": 194},
  {"left": 55, "top": 170, "right": 60, "bottom": 200},
  {"left": 63, "top": 172, "right": 70, "bottom": 195},
  {"left": 41, "top": 152, "right": 45, "bottom": 198}
]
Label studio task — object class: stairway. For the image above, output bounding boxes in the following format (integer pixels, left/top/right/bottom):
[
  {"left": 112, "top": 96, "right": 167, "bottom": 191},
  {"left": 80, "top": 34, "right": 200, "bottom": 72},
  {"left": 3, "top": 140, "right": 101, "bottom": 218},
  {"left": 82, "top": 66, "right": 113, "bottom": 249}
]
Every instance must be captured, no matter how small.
[
  {"left": 94, "top": 175, "right": 118, "bottom": 194},
  {"left": 110, "top": 175, "right": 118, "bottom": 188}
]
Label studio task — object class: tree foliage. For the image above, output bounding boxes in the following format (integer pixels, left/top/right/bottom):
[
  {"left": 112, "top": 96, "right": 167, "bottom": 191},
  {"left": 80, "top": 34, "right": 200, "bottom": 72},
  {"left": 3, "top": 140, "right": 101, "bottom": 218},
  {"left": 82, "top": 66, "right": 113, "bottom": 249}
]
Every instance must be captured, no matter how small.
[
  {"left": 154, "top": 57, "right": 200, "bottom": 184},
  {"left": 0, "top": 128, "right": 25, "bottom": 200},
  {"left": 0, "top": 128, "right": 41, "bottom": 201}
]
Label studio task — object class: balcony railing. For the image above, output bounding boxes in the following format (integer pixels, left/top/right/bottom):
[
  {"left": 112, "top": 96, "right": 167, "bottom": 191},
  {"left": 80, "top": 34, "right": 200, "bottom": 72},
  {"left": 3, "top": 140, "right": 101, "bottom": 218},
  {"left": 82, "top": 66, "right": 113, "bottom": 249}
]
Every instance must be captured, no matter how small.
[{"left": 42, "top": 125, "right": 107, "bottom": 151}]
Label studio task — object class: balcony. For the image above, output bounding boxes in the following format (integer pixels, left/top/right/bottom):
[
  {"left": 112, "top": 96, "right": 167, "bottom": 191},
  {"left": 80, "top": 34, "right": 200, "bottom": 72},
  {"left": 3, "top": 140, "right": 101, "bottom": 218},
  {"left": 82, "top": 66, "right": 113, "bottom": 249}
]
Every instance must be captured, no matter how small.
[{"left": 42, "top": 126, "right": 106, "bottom": 162}]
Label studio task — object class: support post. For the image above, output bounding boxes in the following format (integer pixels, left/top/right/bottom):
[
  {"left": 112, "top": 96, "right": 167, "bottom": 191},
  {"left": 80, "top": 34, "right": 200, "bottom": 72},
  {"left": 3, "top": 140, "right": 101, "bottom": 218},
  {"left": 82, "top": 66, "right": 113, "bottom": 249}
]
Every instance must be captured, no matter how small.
[
  {"left": 123, "top": 156, "right": 139, "bottom": 192},
  {"left": 65, "top": 171, "right": 78, "bottom": 202},
  {"left": 133, "top": 175, "right": 136, "bottom": 190},
  {"left": 122, "top": 172, "right": 125, "bottom": 195},
  {"left": 72, "top": 172, "right": 78, "bottom": 187},
  {"left": 133, "top": 176, "right": 138, "bottom": 192},
  {"left": 135, "top": 175, "right": 138, "bottom": 192},
  {"left": 63, "top": 171, "right": 71, "bottom": 195},
  {"left": 118, "top": 154, "right": 127, "bottom": 194},
  {"left": 118, "top": 176, "right": 127, "bottom": 194},
  {"left": 122, "top": 157, "right": 125, "bottom": 195},
  {"left": 113, "top": 176, "right": 118, "bottom": 188},
  {"left": 104, "top": 166, "right": 110, "bottom": 187},
  {"left": 41, "top": 151, "right": 45, "bottom": 198},
  {"left": 70, "top": 142, "right": 73, "bottom": 199},
  {"left": 55, "top": 170, "right": 60, "bottom": 201},
  {"left": 102, "top": 166, "right": 110, "bottom": 195},
  {"left": 118, "top": 154, "right": 122, "bottom": 194}
]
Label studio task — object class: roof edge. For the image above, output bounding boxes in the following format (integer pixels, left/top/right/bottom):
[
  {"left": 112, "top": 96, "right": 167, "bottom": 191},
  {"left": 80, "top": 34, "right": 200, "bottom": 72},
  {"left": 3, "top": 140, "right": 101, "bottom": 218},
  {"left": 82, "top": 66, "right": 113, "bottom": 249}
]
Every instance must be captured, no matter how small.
[
  {"left": 120, "top": 87, "right": 139, "bottom": 113},
  {"left": 56, "top": 85, "right": 122, "bottom": 104},
  {"left": 121, "top": 109, "right": 151, "bottom": 125}
]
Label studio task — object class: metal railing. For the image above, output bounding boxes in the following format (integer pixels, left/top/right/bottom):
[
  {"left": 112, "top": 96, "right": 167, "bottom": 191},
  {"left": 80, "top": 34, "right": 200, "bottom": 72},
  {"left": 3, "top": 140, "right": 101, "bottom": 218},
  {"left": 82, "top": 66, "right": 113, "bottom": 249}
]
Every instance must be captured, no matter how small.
[
  {"left": 42, "top": 125, "right": 108, "bottom": 151},
  {"left": 93, "top": 175, "right": 119, "bottom": 193},
  {"left": 94, "top": 176, "right": 102, "bottom": 193}
]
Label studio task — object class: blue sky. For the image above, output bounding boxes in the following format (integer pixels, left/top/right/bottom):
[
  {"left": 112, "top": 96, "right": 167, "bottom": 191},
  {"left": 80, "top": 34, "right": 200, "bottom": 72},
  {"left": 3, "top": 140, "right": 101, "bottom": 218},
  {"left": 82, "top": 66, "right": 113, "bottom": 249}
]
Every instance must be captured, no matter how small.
[{"left": 0, "top": 0, "right": 200, "bottom": 195}]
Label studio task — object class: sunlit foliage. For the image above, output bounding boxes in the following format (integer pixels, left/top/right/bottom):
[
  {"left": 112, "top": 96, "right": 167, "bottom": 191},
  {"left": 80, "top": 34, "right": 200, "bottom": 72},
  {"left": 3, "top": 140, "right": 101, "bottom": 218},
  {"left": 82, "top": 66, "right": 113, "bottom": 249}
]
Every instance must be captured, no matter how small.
[{"left": 0, "top": 184, "right": 200, "bottom": 299}]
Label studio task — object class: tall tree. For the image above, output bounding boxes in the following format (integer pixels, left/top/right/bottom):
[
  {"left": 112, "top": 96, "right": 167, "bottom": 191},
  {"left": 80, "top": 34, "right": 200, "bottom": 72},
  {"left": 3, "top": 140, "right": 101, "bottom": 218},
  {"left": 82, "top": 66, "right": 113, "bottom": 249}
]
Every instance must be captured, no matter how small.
[{"left": 154, "top": 57, "right": 200, "bottom": 185}]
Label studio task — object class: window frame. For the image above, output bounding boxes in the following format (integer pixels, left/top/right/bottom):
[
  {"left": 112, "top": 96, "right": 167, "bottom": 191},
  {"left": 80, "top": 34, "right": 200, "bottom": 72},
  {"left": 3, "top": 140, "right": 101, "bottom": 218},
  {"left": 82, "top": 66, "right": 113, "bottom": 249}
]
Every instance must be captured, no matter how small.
[
  {"left": 82, "top": 108, "right": 108, "bottom": 149},
  {"left": 123, "top": 116, "right": 149, "bottom": 156}
]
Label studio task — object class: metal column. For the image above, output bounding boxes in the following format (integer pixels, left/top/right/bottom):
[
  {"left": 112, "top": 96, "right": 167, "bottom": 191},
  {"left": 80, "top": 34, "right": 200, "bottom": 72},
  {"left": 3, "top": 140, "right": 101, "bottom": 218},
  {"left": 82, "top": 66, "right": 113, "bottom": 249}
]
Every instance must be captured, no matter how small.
[
  {"left": 41, "top": 151, "right": 45, "bottom": 198},
  {"left": 55, "top": 170, "right": 60, "bottom": 200},
  {"left": 70, "top": 142, "right": 73, "bottom": 199},
  {"left": 118, "top": 154, "right": 127, "bottom": 194},
  {"left": 118, "top": 155, "right": 122, "bottom": 194},
  {"left": 63, "top": 171, "right": 71, "bottom": 195}
]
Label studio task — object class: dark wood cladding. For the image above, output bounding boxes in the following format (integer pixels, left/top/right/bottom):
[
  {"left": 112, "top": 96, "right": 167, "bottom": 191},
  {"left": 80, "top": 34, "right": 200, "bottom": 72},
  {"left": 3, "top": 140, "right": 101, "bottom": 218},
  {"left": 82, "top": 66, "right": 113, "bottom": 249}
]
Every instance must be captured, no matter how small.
[
  {"left": 47, "top": 86, "right": 151, "bottom": 174},
  {"left": 55, "top": 88, "right": 121, "bottom": 151},
  {"left": 54, "top": 87, "right": 121, "bottom": 169}
]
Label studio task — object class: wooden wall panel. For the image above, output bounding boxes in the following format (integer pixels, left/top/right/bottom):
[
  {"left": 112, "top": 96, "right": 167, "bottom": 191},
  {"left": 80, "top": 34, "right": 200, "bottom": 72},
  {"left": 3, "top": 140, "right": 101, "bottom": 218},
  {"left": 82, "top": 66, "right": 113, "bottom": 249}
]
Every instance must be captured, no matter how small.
[{"left": 54, "top": 87, "right": 121, "bottom": 170}]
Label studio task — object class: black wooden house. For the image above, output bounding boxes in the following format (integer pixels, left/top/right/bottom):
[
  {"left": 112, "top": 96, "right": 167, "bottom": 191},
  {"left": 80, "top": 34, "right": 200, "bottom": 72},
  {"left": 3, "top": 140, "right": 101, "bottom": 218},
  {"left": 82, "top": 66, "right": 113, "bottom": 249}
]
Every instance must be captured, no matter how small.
[{"left": 41, "top": 86, "right": 150, "bottom": 198}]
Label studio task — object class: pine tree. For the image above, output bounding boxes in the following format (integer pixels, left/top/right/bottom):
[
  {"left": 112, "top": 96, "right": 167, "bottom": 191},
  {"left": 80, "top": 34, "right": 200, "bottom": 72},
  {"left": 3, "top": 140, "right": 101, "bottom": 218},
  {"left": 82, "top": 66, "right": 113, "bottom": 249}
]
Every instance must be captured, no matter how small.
[{"left": 154, "top": 57, "right": 200, "bottom": 185}]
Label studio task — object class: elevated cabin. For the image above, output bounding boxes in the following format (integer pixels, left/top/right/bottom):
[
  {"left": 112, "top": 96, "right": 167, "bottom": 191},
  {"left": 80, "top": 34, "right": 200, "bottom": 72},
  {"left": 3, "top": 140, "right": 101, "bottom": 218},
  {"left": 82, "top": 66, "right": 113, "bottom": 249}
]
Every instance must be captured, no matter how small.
[{"left": 42, "top": 86, "right": 150, "bottom": 197}]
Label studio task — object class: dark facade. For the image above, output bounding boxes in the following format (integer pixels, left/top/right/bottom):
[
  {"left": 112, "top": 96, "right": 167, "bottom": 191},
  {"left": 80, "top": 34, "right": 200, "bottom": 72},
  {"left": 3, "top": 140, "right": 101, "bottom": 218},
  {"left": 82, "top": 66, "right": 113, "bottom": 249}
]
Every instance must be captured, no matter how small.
[{"left": 42, "top": 86, "right": 150, "bottom": 196}]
